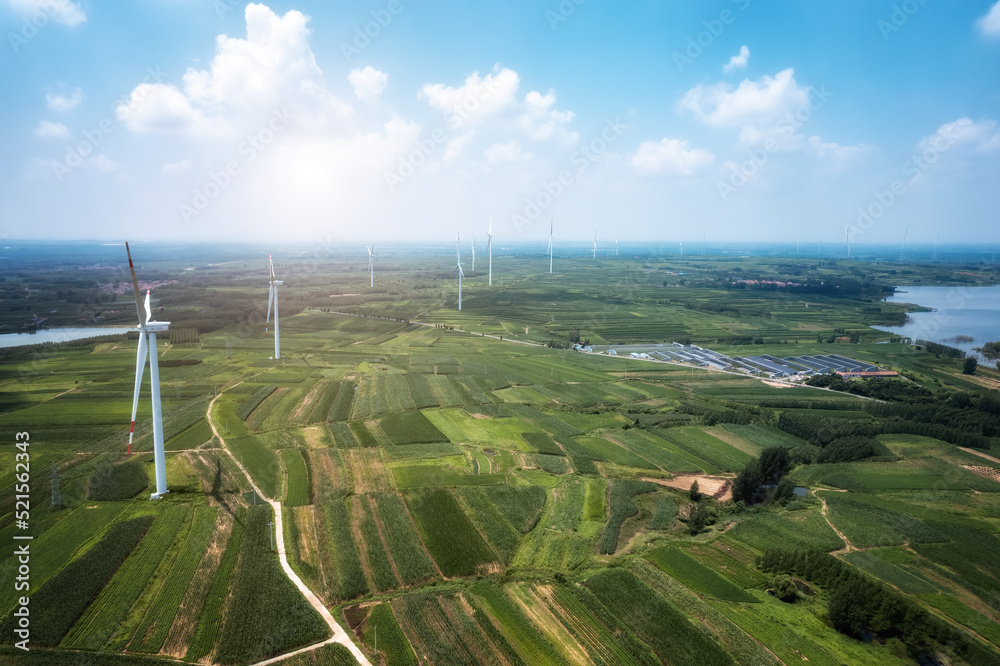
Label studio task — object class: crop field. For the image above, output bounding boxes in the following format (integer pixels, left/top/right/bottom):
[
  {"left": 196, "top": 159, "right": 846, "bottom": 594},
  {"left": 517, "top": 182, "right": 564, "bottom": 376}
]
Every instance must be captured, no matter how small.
[
  {"left": 4, "top": 250, "right": 1000, "bottom": 665},
  {"left": 646, "top": 547, "right": 757, "bottom": 602},
  {"left": 403, "top": 488, "right": 500, "bottom": 576}
]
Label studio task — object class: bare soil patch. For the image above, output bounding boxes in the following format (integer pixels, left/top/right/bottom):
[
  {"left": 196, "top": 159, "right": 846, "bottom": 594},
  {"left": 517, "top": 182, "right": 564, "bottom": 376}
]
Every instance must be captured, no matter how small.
[{"left": 640, "top": 474, "right": 732, "bottom": 501}]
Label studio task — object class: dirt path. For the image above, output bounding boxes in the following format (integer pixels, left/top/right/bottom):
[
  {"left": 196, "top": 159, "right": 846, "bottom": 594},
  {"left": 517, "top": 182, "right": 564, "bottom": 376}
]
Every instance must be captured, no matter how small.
[
  {"left": 959, "top": 447, "right": 1000, "bottom": 465},
  {"left": 814, "top": 489, "right": 856, "bottom": 554},
  {"left": 206, "top": 385, "right": 372, "bottom": 666}
]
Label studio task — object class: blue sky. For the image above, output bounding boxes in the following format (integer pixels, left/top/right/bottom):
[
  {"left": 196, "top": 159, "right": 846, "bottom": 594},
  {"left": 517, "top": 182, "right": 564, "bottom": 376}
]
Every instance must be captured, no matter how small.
[{"left": 1, "top": 0, "right": 998, "bottom": 246}]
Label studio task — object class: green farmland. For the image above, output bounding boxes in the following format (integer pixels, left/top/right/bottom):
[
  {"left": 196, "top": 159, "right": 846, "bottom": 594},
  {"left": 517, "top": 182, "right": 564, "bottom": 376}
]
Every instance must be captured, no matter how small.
[{"left": 1, "top": 248, "right": 999, "bottom": 665}]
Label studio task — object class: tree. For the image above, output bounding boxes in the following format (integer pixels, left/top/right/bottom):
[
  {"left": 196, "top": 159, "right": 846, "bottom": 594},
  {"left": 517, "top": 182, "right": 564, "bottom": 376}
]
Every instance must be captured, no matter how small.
[
  {"left": 689, "top": 480, "right": 701, "bottom": 502},
  {"left": 688, "top": 502, "right": 709, "bottom": 535},
  {"left": 732, "top": 458, "right": 764, "bottom": 504},
  {"left": 770, "top": 575, "right": 798, "bottom": 602},
  {"left": 963, "top": 357, "right": 978, "bottom": 375},
  {"left": 774, "top": 477, "right": 796, "bottom": 505},
  {"left": 759, "top": 446, "right": 791, "bottom": 484}
]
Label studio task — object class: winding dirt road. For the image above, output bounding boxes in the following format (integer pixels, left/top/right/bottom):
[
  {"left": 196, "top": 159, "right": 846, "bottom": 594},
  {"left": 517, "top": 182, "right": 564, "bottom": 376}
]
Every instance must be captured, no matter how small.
[{"left": 205, "top": 388, "right": 371, "bottom": 666}]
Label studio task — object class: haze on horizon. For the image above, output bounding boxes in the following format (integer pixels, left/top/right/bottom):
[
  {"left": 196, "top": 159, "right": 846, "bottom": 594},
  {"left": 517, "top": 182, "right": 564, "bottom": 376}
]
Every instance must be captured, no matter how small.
[{"left": 1, "top": 1, "right": 998, "bottom": 246}]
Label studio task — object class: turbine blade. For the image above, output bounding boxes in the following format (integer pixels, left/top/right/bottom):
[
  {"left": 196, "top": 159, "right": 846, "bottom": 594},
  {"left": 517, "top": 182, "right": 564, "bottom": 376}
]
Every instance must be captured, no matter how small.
[
  {"left": 265, "top": 283, "right": 274, "bottom": 333},
  {"left": 125, "top": 242, "right": 145, "bottom": 326},
  {"left": 144, "top": 291, "right": 152, "bottom": 324},
  {"left": 269, "top": 254, "right": 276, "bottom": 281},
  {"left": 128, "top": 331, "right": 148, "bottom": 451}
]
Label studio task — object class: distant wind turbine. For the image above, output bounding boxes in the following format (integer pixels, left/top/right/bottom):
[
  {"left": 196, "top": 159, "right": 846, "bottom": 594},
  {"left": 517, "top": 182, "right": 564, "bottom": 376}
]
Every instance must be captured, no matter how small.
[
  {"left": 487, "top": 218, "right": 494, "bottom": 286},
  {"left": 471, "top": 235, "right": 476, "bottom": 271},
  {"left": 593, "top": 230, "right": 598, "bottom": 259},
  {"left": 899, "top": 225, "right": 909, "bottom": 263},
  {"left": 615, "top": 238, "right": 619, "bottom": 257},
  {"left": 455, "top": 232, "right": 465, "bottom": 310},
  {"left": 265, "top": 255, "right": 282, "bottom": 359},
  {"left": 679, "top": 241, "right": 684, "bottom": 256},
  {"left": 844, "top": 227, "right": 852, "bottom": 259},
  {"left": 548, "top": 219, "right": 554, "bottom": 274},
  {"left": 125, "top": 242, "right": 170, "bottom": 499},
  {"left": 367, "top": 245, "right": 374, "bottom": 288}
]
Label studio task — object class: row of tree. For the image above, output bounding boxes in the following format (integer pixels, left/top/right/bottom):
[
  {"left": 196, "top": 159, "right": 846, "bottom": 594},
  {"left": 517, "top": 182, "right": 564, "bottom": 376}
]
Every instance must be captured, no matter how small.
[
  {"left": 731, "top": 447, "right": 794, "bottom": 505},
  {"left": 758, "top": 550, "right": 1000, "bottom": 665}
]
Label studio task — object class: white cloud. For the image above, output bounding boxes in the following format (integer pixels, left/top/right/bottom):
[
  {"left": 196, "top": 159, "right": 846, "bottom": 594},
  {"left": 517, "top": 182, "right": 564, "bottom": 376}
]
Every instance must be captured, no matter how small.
[
  {"left": 517, "top": 90, "right": 578, "bottom": 145},
  {"left": 484, "top": 140, "right": 532, "bottom": 164},
  {"left": 978, "top": 1, "right": 1000, "bottom": 37},
  {"left": 9, "top": 0, "right": 85, "bottom": 26},
  {"left": 161, "top": 159, "right": 193, "bottom": 174},
  {"left": 90, "top": 154, "right": 120, "bottom": 172},
  {"left": 723, "top": 45, "right": 750, "bottom": 73},
  {"left": 919, "top": 117, "right": 1000, "bottom": 154},
  {"left": 420, "top": 66, "right": 520, "bottom": 122},
  {"left": 118, "top": 4, "right": 346, "bottom": 136},
  {"left": 348, "top": 66, "right": 388, "bottom": 102},
  {"left": 34, "top": 120, "right": 68, "bottom": 138},
  {"left": 679, "top": 68, "right": 811, "bottom": 130},
  {"left": 630, "top": 138, "right": 714, "bottom": 175},
  {"left": 45, "top": 87, "right": 83, "bottom": 111},
  {"left": 807, "top": 135, "right": 874, "bottom": 168},
  {"left": 443, "top": 130, "right": 475, "bottom": 162}
]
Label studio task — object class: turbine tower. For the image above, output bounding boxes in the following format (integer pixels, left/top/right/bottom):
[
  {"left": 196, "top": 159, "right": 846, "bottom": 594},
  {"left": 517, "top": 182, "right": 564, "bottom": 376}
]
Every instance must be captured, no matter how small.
[
  {"left": 899, "top": 225, "right": 909, "bottom": 263},
  {"left": 455, "top": 232, "right": 465, "bottom": 310},
  {"left": 471, "top": 235, "right": 476, "bottom": 271},
  {"left": 547, "top": 219, "right": 554, "bottom": 274},
  {"left": 125, "top": 243, "right": 170, "bottom": 500},
  {"left": 592, "top": 230, "right": 597, "bottom": 259},
  {"left": 844, "top": 227, "right": 852, "bottom": 259},
  {"left": 367, "top": 245, "right": 374, "bottom": 288},
  {"left": 487, "top": 218, "right": 494, "bottom": 286},
  {"left": 265, "top": 255, "right": 282, "bottom": 359},
  {"left": 679, "top": 241, "right": 684, "bottom": 256},
  {"left": 615, "top": 238, "right": 619, "bottom": 257}
]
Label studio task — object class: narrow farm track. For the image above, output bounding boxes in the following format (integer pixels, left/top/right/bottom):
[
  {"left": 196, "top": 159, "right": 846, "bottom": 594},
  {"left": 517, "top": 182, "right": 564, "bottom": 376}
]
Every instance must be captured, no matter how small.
[
  {"left": 814, "top": 489, "right": 856, "bottom": 554},
  {"left": 206, "top": 385, "right": 372, "bottom": 666}
]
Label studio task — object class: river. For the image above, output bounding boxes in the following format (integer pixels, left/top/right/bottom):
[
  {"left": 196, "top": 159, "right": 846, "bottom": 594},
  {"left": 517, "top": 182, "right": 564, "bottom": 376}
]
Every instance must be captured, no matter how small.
[{"left": 0, "top": 326, "right": 135, "bottom": 349}]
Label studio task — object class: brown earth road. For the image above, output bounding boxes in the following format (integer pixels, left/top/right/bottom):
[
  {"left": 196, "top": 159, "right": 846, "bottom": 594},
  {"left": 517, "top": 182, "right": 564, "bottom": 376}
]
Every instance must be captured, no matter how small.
[
  {"left": 959, "top": 447, "right": 1000, "bottom": 465},
  {"left": 814, "top": 488, "right": 856, "bottom": 554},
  {"left": 206, "top": 384, "right": 372, "bottom": 666}
]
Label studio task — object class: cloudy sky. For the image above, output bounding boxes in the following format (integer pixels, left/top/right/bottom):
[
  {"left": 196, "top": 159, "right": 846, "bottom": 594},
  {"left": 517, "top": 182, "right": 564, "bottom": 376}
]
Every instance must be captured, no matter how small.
[{"left": 1, "top": 0, "right": 999, "bottom": 245}]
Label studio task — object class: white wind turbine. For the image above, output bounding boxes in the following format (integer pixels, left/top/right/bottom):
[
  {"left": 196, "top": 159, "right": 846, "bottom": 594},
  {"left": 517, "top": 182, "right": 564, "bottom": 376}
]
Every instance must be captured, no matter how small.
[
  {"left": 548, "top": 219, "right": 554, "bottom": 274},
  {"left": 844, "top": 226, "right": 852, "bottom": 258},
  {"left": 615, "top": 238, "right": 619, "bottom": 257},
  {"left": 125, "top": 243, "right": 170, "bottom": 500},
  {"left": 679, "top": 241, "right": 684, "bottom": 256},
  {"left": 471, "top": 235, "right": 476, "bottom": 271},
  {"left": 265, "top": 255, "right": 282, "bottom": 359},
  {"left": 367, "top": 245, "right": 374, "bottom": 287},
  {"left": 487, "top": 218, "right": 494, "bottom": 286},
  {"left": 592, "top": 230, "right": 598, "bottom": 259},
  {"left": 455, "top": 232, "right": 465, "bottom": 310},
  {"left": 899, "top": 225, "right": 909, "bottom": 263}
]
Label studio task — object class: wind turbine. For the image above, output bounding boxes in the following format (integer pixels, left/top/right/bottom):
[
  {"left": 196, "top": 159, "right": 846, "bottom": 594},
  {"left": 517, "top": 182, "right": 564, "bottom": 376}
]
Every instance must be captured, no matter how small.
[
  {"left": 679, "top": 241, "right": 684, "bottom": 256},
  {"left": 455, "top": 232, "right": 465, "bottom": 310},
  {"left": 471, "top": 235, "right": 476, "bottom": 271},
  {"left": 265, "top": 255, "right": 282, "bottom": 359},
  {"left": 125, "top": 243, "right": 170, "bottom": 500},
  {"left": 593, "top": 230, "right": 598, "bottom": 259},
  {"left": 899, "top": 225, "right": 909, "bottom": 263},
  {"left": 367, "top": 245, "right": 374, "bottom": 288},
  {"left": 615, "top": 238, "right": 619, "bottom": 257},
  {"left": 844, "top": 226, "right": 852, "bottom": 259},
  {"left": 548, "top": 219, "right": 554, "bottom": 274},
  {"left": 487, "top": 218, "right": 494, "bottom": 286}
]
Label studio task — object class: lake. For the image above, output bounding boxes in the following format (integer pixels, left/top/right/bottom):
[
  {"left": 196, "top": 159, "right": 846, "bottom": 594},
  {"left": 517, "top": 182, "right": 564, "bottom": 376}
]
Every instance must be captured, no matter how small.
[
  {"left": 0, "top": 326, "right": 135, "bottom": 349},
  {"left": 877, "top": 285, "right": 1000, "bottom": 363}
]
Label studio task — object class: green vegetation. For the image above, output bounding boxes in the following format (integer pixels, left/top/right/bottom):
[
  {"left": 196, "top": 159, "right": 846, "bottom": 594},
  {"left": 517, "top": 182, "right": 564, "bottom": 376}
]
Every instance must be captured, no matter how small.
[
  {"left": 215, "top": 506, "right": 329, "bottom": 664},
  {"left": 379, "top": 410, "right": 448, "bottom": 445},
  {"left": 646, "top": 547, "right": 756, "bottom": 602},
  {"left": 86, "top": 459, "right": 149, "bottom": 500},
  {"left": 600, "top": 479, "right": 657, "bottom": 554},
  {"left": 404, "top": 488, "right": 498, "bottom": 576},
  {"left": 281, "top": 447, "right": 311, "bottom": 506}
]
